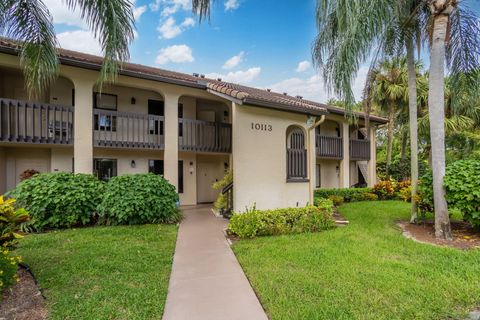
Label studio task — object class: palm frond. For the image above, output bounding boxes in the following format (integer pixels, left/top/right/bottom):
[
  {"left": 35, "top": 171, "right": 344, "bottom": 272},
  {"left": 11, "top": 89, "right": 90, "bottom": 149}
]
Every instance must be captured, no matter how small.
[
  {"left": 0, "top": 0, "right": 58, "bottom": 98},
  {"left": 65, "top": 0, "right": 135, "bottom": 88},
  {"left": 192, "top": 0, "right": 212, "bottom": 22}
]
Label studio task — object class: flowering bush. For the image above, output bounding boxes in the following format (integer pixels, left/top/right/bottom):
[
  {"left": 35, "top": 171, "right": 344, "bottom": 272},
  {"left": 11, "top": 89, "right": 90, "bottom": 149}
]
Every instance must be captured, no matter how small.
[
  {"left": 19, "top": 169, "right": 39, "bottom": 181},
  {"left": 328, "top": 195, "right": 344, "bottom": 206},
  {"left": 373, "top": 180, "right": 397, "bottom": 200},
  {"left": 0, "top": 248, "right": 21, "bottom": 294}
]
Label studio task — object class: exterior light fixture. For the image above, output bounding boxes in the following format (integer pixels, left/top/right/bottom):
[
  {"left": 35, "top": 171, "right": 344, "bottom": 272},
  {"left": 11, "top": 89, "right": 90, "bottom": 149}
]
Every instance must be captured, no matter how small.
[
  {"left": 131, "top": 160, "right": 136, "bottom": 168},
  {"left": 131, "top": 97, "right": 136, "bottom": 105},
  {"left": 189, "top": 162, "right": 194, "bottom": 174},
  {"left": 336, "top": 166, "right": 340, "bottom": 175}
]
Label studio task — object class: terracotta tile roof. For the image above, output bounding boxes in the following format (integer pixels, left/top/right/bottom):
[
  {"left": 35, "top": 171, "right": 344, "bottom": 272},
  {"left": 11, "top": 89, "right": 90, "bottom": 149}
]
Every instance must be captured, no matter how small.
[{"left": 0, "top": 38, "right": 387, "bottom": 122}]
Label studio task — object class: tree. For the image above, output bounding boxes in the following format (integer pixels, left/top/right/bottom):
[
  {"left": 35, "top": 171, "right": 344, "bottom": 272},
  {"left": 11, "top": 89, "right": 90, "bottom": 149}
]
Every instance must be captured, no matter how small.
[
  {"left": 0, "top": 0, "right": 135, "bottom": 97},
  {"left": 312, "top": 0, "right": 480, "bottom": 239},
  {"left": 370, "top": 58, "right": 409, "bottom": 178}
]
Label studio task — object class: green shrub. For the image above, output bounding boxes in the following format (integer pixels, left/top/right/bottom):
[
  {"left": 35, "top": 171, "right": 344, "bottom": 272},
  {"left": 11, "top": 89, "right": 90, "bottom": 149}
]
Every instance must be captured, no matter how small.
[
  {"left": 444, "top": 160, "right": 480, "bottom": 227},
  {"left": 9, "top": 173, "right": 103, "bottom": 230},
  {"left": 213, "top": 169, "right": 232, "bottom": 210},
  {"left": 328, "top": 195, "right": 344, "bottom": 206},
  {"left": 0, "top": 196, "right": 30, "bottom": 248},
  {"left": 363, "top": 192, "right": 379, "bottom": 201},
  {"left": 97, "top": 174, "right": 181, "bottom": 225},
  {"left": 314, "top": 188, "right": 373, "bottom": 203},
  {"left": 373, "top": 180, "right": 397, "bottom": 200},
  {"left": 418, "top": 171, "right": 434, "bottom": 214},
  {"left": 228, "top": 204, "right": 335, "bottom": 238},
  {"left": 0, "top": 248, "right": 21, "bottom": 295}
]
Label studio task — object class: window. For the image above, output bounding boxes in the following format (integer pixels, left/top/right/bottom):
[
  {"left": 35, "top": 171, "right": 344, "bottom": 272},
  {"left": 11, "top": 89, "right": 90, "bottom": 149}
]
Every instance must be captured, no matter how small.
[
  {"left": 93, "top": 93, "right": 117, "bottom": 131},
  {"left": 149, "top": 160, "right": 164, "bottom": 175},
  {"left": 93, "top": 159, "right": 117, "bottom": 181},
  {"left": 178, "top": 103, "right": 183, "bottom": 137},
  {"left": 286, "top": 126, "right": 308, "bottom": 181},
  {"left": 148, "top": 100, "right": 164, "bottom": 135},
  {"left": 178, "top": 160, "right": 184, "bottom": 193}
]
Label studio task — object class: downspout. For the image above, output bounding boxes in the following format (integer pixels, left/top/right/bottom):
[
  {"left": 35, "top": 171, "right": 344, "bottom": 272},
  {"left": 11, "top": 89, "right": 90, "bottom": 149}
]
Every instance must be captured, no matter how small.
[{"left": 307, "top": 115, "right": 326, "bottom": 205}]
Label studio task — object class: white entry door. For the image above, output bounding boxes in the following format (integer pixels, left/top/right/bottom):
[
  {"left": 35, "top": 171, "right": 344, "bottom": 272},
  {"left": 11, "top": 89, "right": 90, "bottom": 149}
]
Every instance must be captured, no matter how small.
[{"left": 197, "top": 161, "right": 220, "bottom": 203}]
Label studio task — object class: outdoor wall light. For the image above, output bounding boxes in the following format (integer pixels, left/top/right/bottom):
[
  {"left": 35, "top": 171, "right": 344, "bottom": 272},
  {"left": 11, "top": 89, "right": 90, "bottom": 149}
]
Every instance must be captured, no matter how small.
[
  {"left": 189, "top": 162, "right": 194, "bottom": 174},
  {"left": 224, "top": 162, "right": 229, "bottom": 171},
  {"left": 336, "top": 166, "right": 340, "bottom": 175},
  {"left": 131, "top": 160, "right": 136, "bottom": 168},
  {"left": 131, "top": 97, "right": 136, "bottom": 105}
]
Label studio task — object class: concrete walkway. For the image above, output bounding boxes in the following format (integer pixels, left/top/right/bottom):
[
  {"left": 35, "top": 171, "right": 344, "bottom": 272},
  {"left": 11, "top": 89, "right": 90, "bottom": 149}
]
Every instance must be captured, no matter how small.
[{"left": 163, "top": 205, "right": 268, "bottom": 320}]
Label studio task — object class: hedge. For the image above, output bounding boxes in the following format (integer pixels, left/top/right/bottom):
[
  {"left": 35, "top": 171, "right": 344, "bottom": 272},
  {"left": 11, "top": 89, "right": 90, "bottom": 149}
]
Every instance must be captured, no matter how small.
[{"left": 314, "top": 188, "right": 373, "bottom": 203}]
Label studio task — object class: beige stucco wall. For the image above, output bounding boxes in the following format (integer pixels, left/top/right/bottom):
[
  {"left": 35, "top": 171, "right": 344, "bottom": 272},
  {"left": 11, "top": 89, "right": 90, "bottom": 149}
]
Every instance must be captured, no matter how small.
[
  {"left": 232, "top": 103, "right": 314, "bottom": 211},
  {"left": 318, "top": 119, "right": 341, "bottom": 137},
  {"left": 5, "top": 147, "right": 51, "bottom": 191},
  {"left": 51, "top": 148, "right": 73, "bottom": 173},
  {"left": 179, "top": 151, "right": 196, "bottom": 205},
  {"left": 317, "top": 159, "right": 340, "bottom": 188}
]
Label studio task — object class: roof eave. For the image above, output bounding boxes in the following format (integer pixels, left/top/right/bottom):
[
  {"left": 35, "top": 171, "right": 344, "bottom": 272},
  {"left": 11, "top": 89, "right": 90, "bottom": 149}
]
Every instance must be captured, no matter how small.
[{"left": 243, "top": 97, "right": 328, "bottom": 116}]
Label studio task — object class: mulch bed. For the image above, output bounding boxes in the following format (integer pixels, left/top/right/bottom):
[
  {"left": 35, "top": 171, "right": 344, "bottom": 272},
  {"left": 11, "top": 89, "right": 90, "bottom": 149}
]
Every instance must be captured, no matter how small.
[
  {"left": 0, "top": 266, "right": 47, "bottom": 320},
  {"left": 398, "top": 220, "right": 480, "bottom": 250}
]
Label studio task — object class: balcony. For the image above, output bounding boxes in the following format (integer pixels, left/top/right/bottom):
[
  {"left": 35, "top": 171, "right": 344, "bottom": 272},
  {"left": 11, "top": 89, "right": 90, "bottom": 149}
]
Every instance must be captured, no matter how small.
[
  {"left": 0, "top": 98, "right": 74, "bottom": 145},
  {"left": 179, "top": 118, "right": 232, "bottom": 153},
  {"left": 93, "top": 109, "right": 165, "bottom": 149},
  {"left": 350, "top": 139, "right": 371, "bottom": 160},
  {"left": 315, "top": 135, "right": 343, "bottom": 159}
]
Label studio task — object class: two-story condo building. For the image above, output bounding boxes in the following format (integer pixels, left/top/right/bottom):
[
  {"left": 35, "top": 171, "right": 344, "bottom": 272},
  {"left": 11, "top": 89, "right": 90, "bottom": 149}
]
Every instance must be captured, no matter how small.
[{"left": 0, "top": 39, "right": 387, "bottom": 212}]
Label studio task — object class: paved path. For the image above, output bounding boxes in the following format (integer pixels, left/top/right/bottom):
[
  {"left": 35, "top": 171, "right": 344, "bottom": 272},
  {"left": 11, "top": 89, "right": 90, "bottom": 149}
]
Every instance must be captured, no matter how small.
[{"left": 163, "top": 205, "right": 268, "bottom": 320}]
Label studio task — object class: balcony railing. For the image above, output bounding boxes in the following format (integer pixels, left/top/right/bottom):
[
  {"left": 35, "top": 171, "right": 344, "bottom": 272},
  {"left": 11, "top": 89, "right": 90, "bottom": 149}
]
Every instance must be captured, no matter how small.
[
  {"left": 350, "top": 139, "right": 371, "bottom": 160},
  {"left": 93, "top": 109, "right": 164, "bottom": 149},
  {"left": 316, "top": 135, "right": 343, "bottom": 159},
  {"left": 0, "top": 98, "right": 74, "bottom": 145},
  {"left": 179, "top": 118, "right": 231, "bottom": 153}
]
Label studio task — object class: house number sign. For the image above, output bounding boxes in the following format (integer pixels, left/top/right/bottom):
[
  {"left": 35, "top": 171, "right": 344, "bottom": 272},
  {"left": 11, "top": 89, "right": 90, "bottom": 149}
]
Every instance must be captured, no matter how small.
[{"left": 251, "top": 122, "right": 272, "bottom": 131}]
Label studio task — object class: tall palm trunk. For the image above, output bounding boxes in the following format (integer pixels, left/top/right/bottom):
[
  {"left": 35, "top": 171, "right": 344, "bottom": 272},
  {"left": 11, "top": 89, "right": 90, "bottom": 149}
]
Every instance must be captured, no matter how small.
[
  {"left": 386, "top": 102, "right": 395, "bottom": 178},
  {"left": 428, "top": 1, "right": 453, "bottom": 240},
  {"left": 407, "top": 39, "right": 419, "bottom": 223}
]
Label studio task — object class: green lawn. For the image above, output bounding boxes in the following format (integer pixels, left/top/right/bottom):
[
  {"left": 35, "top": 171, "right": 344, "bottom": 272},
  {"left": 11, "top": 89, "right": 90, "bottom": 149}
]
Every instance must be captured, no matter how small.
[
  {"left": 17, "top": 224, "right": 178, "bottom": 320},
  {"left": 232, "top": 201, "right": 480, "bottom": 320}
]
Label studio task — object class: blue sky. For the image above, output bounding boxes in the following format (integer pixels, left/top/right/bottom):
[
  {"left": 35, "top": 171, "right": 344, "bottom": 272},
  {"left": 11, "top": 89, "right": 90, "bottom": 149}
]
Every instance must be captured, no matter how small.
[{"left": 45, "top": 0, "right": 480, "bottom": 103}]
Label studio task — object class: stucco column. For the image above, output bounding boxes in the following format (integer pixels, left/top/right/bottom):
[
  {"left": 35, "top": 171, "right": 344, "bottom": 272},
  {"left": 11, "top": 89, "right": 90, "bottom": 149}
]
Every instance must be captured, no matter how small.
[
  {"left": 339, "top": 122, "right": 350, "bottom": 188},
  {"left": 308, "top": 125, "right": 316, "bottom": 205},
  {"left": 73, "top": 78, "right": 95, "bottom": 173},
  {"left": 367, "top": 126, "right": 377, "bottom": 187},
  {"left": 164, "top": 93, "right": 179, "bottom": 189}
]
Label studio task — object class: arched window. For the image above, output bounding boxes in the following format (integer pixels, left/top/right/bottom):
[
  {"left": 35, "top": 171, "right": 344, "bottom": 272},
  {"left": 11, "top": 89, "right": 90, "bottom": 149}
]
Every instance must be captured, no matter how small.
[{"left": 286, "top": 125, "right": 307, "bottom": 181}]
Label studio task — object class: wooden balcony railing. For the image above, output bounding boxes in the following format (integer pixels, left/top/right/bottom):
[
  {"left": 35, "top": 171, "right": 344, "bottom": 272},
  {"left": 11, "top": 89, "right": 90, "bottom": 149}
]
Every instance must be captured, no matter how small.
[
  {"left": 350, "top": 139, "right": 371, "bottom": 160},
  {"left": 93, "top": 109, "right": 164, "bottom": 149},
  {"left": 179, "top": 118, "right": 232, "bottom": 153},
  {"left": 0, "top": 98, "right": 74, "bottom": 144},
  {"left": 316, "top": 135, "right": 343, "bottom": 159}
]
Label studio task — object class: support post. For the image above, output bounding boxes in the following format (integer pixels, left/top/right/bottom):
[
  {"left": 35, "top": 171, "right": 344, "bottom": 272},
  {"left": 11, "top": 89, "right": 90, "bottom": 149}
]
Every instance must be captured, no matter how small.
[
  {"left": 367, "top": 126, "right": 377, "bottom": 187},
  {"left": 164, "top": 93, "right": 179, "bottom": 190},
  {"left": 339, "top": 122, "right": 350, "bottom": 188},
  {"left": 73, "top": 78, "right": 95, "bottom": 173}
]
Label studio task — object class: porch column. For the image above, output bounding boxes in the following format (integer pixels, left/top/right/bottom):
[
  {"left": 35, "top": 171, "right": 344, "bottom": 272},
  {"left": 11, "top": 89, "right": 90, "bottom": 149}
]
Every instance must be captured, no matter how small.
[
  {"left": 367, "top": 126, "right": 377, "bottom": 187},
  {"left": 164, "top": 93, "right": 180, "bottom": 190},
  {"left": 308, "top": 124, "right": 316, "bottom": 205},
  {"left": 73, "top": 78, "right": 95, "bottom": 173},
  {"left": 339, "top": 122, "right": 350, "bottom": 188}
]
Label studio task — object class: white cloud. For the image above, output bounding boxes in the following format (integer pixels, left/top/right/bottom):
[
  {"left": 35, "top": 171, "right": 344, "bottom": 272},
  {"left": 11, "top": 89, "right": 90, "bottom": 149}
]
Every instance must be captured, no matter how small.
[
  {"left": 295, "top": 60, "right": 311, "bottom": 73},
  {"left": 206, "top": 67, "right": 261, "bottom": 84},
  {"left": 157, "top": 16, "right": 195, "bottom": 39},
  {"left": 150, "top": 0, "right": 191, "bottom": 16},
  {"left": 57, "top": 30, "right": 102, "bottom": 56},
  {"left": 269, "top": 67, "right": 369, "bottom": 103},
  {"left": 222, "top": 51, "right": 245, "bottom": 69},
  {"left": 133, "top": 5, "right": 147, "bottom": 21},
  {"left": 225, "top": 0, "right": 240, "bottom": 11},
  {"left": 155, "top": 44, "right": 194, "bottom": 64},
  {"left": 42, "top": 0, "right": 86, "bottom": 28}
]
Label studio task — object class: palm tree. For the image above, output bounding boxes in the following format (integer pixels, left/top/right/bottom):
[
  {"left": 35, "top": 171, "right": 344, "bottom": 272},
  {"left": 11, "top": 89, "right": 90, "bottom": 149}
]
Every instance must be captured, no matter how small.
[
  {"left": 312, "top": 0, "right": 480, "bottom": 239},
  {"left": 369, "top": 58, "right": 409, "bottom": 178},
  {"left": 0, "top": 0, "right": 135, "bottom": 97}
]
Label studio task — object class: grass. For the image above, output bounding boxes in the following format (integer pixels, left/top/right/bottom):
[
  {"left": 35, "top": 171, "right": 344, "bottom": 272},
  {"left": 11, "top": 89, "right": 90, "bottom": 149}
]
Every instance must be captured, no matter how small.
[
  {"left": 17, "top": 224, "right": 178, "bottom": 320},
  {"left": 232, "top": 201, "right": 480, "bottom": 320}
]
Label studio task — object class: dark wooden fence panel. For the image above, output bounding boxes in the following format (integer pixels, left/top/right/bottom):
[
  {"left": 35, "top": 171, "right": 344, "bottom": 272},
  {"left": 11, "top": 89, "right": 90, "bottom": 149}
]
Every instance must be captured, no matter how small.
[
  {"left": 179, "top": 118, "right": 231, "bottom": 153},
  {"left": 315, "top": 135, "right": 343, "bottom": 159},
  {"left": 350, "top": 139, "right": 371, "bottom": 160},
  {"left": 93, "top": 109, "right": 164, "bottom": 149},
  {"left": 0, "top": 98, "right": 73, "bottom": 144}
]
